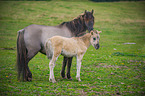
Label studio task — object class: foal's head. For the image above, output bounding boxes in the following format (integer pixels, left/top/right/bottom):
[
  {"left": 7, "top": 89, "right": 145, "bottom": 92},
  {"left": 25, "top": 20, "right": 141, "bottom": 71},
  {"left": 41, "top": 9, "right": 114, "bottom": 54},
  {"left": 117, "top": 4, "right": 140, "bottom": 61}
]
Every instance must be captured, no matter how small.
[
  {"left": 83, "top": 10, "right": 94, "bottom": 32},
  {"left": 90, "top": 30, "right": 101, "bottom": 49}
]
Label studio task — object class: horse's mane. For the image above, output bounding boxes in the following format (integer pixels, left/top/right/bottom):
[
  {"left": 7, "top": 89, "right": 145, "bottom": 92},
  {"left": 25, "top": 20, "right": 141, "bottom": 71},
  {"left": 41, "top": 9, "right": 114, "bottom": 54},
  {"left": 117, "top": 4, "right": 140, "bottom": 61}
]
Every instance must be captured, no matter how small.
[{"left": 59, "top": 14, "right": 87, "bottom": 37}]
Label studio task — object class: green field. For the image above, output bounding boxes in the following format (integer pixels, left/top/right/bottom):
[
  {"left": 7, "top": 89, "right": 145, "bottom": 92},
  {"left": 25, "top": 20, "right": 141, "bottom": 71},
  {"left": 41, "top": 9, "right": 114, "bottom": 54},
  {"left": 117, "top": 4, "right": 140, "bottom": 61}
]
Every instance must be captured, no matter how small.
[{"left": 0, "top": 1, "right": 145, "bottom": 95}]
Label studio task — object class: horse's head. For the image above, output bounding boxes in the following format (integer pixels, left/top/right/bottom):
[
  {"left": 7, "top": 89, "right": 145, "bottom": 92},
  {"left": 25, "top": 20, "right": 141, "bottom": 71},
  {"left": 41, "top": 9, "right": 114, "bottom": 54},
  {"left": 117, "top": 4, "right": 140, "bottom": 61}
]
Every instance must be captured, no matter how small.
[
  {"left": 83, "top": 10, "right": 94, "bottom": 32},
  {"left": 90, "top": 30, "right": 101, "bottom": 50}
]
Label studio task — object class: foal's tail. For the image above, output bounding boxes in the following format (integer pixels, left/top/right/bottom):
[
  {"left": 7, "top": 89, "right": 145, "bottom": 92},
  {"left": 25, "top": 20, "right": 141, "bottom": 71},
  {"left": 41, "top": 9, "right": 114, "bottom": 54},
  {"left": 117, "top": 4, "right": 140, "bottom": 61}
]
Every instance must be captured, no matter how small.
[
  {"left": 45, "top": 39, "right": 53, "bottom": 59},
  {"left": 17, "top": 29, "right": 27, "bottom": 81}
]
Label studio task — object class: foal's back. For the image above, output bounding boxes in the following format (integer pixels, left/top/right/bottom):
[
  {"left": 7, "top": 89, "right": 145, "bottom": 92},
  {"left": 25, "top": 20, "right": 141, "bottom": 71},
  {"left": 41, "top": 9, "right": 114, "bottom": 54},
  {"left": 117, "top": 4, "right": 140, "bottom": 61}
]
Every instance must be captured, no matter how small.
[{"left": 46, "top": 36, "right": 86, "bottom": 57}]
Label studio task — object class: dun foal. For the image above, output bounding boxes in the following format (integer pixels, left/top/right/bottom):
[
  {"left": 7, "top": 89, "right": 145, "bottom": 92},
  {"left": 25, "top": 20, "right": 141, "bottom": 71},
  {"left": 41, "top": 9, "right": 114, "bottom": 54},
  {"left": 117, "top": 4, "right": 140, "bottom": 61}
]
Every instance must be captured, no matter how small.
[{"left": 45, "top": 30, "right": 101, "bottom": 83}]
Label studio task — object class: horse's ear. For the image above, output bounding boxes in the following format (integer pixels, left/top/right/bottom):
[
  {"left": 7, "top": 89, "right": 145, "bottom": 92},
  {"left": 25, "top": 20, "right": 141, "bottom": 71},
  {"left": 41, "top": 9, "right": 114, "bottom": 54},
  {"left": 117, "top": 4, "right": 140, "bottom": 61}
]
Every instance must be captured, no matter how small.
[
  {"left": 91, "top": 9, "right": 94, "bottom": 14},
  {"left": 90, "top": 31, "right": 94, "bottom": 35},
  {"left": 84, "top": 10, "right": 87, "bottom": 14}
]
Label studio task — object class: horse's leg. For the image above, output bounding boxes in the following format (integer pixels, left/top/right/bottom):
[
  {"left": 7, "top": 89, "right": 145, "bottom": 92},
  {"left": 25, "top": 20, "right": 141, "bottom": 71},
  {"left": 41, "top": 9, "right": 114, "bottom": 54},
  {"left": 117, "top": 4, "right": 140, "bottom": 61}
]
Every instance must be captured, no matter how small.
[
  {"left": 67, "top": 57, "right": 73, "bottom": 80},
  {"left": 25, "top": 49, "right": 40, "bottom": 81},
  {"left": 61, "top": 56, "right": 67, "bottom": 79},
  {"left": 76, "top": 55, "right": 83, "bottom": 82},
  {"left": 25, "top": 59, "right": 32, "bottom": 81}
]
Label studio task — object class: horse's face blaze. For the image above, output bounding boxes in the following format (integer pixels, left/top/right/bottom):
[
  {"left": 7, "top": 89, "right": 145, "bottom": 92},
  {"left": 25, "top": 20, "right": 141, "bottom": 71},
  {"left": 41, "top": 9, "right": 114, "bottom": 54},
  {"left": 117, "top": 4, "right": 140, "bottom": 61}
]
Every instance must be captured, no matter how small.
[
  {"left": 84, "top": 11, "right": 94, "bottom": 32},
  {"left": 90, "top": 30, "right": 101, "bottom": 50}
]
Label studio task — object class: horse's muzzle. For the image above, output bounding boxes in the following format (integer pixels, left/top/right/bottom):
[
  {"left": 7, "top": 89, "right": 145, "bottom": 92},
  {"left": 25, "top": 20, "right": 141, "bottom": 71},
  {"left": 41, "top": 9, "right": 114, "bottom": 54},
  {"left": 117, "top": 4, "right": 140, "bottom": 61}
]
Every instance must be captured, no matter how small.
[
  {"left": 95, "top": 44, "right": 100, "bottom": 50},
  {"left": 88, "top": 27, "right": 93, "bottom": 32}
]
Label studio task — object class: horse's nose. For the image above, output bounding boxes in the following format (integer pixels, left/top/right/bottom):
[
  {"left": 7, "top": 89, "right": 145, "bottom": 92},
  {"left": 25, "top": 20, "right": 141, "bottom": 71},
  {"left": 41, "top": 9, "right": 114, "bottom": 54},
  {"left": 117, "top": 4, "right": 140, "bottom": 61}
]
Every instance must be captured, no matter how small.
[{"left": 88, "top": 27, "right": 93, "bottom": 32}]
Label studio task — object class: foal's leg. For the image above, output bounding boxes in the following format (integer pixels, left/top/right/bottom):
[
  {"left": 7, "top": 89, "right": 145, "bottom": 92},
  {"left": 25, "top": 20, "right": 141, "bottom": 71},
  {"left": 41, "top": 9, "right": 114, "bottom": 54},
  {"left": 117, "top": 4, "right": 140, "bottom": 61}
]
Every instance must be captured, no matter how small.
[
  {"left": 76, "top": 55, "right": 84, "bottom": 82},
  {"left": 61, "top": 56, "right": 67, "bottom": 79},
  {"left": 49, "top": 60, "right": 56, "bottom": 83},
  {"left": 67, "top": 57, "right": 73, "bottom": 80},
  {"left": 49, "top": 55, "right": 59, "bottom": 83}
]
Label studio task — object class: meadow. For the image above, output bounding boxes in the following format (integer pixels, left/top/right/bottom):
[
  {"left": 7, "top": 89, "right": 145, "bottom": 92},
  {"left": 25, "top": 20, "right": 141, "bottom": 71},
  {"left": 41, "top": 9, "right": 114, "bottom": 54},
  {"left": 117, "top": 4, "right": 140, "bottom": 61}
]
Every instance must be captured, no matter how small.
[{"left": 0, "top": 1, "right": 145, "bottom": 95}]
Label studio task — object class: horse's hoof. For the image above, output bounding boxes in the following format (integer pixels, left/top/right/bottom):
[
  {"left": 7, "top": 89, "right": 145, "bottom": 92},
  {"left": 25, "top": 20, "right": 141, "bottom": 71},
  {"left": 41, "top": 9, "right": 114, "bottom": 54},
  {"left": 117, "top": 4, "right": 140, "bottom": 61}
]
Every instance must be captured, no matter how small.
[
  {"left": 61, "top": 72, "right": 65, "bottom": 78},
  {"left": 27, "top": 77, "right": 32, "bottom": 82},
  {"left": 68, "top": 77, "right": 73, "bottom": 80},
  {"left": 27, "top": 73, "right": 32, "bottom": 82},
  {"left": 62, "top": 76, "right": 67, "bottom": 79}
]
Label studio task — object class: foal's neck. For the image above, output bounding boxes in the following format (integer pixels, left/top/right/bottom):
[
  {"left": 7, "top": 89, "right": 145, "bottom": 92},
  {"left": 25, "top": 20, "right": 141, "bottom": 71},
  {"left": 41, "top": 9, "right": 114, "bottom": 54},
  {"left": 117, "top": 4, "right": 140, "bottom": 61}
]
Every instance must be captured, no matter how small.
[{"left": 80, "top": 33, "right": 91, "bottom": 48}]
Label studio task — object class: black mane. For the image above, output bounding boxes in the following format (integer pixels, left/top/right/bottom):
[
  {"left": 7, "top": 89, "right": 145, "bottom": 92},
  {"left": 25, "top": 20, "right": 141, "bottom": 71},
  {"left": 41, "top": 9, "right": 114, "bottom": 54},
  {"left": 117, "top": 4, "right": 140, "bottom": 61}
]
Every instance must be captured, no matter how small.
[{"left": 59, "top": 14, "right": 87, "bottom": 37}]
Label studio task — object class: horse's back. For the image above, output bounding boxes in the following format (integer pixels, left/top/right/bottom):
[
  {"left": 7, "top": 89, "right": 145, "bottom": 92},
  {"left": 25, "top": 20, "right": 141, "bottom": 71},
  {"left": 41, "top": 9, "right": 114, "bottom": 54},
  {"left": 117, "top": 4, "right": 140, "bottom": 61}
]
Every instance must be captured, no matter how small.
[
  {"left": 23, "top": 24, "right": 72, "bottom": 54},
  {"left": 24, "top": 24, "right": 46, "bottom": 52}
]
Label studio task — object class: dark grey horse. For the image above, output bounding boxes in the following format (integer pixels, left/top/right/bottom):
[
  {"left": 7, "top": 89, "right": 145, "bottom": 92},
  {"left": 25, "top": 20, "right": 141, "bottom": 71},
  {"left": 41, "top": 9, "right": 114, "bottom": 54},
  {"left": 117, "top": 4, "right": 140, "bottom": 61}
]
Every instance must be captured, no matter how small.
[{"left": 17, "top": 10, "right": 94, "bottom": 81}]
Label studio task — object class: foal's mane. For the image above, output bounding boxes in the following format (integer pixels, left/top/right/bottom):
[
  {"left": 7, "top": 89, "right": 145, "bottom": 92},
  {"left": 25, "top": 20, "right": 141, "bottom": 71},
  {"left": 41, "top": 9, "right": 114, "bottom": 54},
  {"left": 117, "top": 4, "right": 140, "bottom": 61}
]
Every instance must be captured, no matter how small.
[
  {"left": 80, "top": 33, "right": 91, "bottom": 40},
  {"left": 59, "top": 14, "right": 87, "bottom": 36}
]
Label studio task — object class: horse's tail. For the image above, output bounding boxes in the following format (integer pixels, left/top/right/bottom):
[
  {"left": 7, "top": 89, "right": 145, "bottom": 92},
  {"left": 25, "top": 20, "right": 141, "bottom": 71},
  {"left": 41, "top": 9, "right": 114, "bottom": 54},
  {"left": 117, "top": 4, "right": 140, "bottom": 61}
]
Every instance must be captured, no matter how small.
[{"left": 17, "top": 29, "right": 27, "bottom": 81}]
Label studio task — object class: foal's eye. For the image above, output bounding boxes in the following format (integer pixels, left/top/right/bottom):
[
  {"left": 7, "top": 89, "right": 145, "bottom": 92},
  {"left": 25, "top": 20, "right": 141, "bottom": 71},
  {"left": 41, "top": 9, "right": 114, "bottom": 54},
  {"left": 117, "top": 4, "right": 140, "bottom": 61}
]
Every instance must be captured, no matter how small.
[{"left": 93, "top": 38, "right": 96, "bottom": 41}]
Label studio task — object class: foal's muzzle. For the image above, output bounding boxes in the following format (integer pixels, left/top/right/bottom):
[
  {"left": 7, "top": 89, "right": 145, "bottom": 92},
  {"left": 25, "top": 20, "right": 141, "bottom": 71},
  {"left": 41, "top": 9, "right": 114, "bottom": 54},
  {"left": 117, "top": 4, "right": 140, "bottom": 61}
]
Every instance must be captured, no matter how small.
[{"left": 94, "top": 44, "right": 100, "bottom": 49}]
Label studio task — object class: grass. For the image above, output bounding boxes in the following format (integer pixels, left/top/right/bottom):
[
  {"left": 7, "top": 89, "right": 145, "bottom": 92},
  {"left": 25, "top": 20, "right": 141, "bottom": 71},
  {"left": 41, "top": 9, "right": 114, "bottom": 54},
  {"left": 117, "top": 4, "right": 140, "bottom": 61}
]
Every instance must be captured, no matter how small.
[{"left": 0, "top": 1, "right": 145, "bottom": 95}]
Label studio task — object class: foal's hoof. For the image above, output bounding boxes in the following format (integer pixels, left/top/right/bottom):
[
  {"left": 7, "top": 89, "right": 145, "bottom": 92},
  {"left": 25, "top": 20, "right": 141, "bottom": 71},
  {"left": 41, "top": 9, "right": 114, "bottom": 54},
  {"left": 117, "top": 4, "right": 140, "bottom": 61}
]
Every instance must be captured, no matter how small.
[
  {"left": 76, "top": 77, "right": 81, "bottom": 82},
  {"left": 49, "top": 78, "right": 56, "bottom": 83},
  {"left": 78, "top": 79, "right": 81, "bottom": 82},
  {"left": 52, "top": 80, "right": 56, "bottom": 83}
]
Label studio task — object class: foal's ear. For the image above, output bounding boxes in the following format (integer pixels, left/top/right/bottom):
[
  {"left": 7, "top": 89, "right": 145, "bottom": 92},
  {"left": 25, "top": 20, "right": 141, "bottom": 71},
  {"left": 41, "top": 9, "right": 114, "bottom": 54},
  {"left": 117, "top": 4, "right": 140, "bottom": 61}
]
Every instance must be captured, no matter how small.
[
  {"left": 97, "top": 30, "right": 102, "bottom": 34},
  {"left": 90, "top": 31, "right": 94, "bottom": 35},
  {"left": 91, "top": 9, "right": 94, "bottom": 14}
]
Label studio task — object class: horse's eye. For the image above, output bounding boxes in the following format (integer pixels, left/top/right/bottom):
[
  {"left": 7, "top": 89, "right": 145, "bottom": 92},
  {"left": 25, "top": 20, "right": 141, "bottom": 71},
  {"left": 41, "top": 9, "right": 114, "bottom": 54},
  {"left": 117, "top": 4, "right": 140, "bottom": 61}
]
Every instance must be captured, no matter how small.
[{"left": 93, "top": 38, "right": 96, "bottom": 41}]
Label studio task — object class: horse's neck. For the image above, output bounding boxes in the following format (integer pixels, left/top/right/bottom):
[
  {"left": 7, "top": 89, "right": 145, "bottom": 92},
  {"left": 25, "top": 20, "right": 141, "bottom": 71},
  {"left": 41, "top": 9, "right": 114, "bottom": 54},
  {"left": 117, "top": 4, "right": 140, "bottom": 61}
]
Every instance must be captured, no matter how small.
[
  {"left": 59, "top": 16, "right": 87, "bottom": 36},
  {"left": 66, "top": 18, "right": 87, "bottom": 36},
  {"left": 80, "top": 33, "right": 91, "bottom": 48}
]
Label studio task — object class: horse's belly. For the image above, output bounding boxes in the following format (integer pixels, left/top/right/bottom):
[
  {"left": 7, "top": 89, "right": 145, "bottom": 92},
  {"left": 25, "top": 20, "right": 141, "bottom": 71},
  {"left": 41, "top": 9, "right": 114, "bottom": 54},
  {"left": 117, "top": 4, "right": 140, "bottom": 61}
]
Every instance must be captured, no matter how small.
[{"left": 61, "top": 49, "right": 77, "bottom": 57}]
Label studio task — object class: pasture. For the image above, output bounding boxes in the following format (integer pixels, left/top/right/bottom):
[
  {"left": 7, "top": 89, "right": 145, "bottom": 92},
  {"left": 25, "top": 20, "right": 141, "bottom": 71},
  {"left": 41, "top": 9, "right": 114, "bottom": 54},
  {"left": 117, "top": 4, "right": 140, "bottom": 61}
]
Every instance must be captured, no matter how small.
[{"left": 0, "top": 1, "right": 145, "bottom": 95}]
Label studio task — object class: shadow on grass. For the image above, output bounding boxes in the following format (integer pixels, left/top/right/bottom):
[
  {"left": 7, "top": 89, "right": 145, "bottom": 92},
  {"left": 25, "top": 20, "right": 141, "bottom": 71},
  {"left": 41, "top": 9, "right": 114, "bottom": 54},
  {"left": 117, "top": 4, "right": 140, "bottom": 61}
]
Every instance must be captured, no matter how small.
[{"left": 112, "top": 52, "right": 145, "bottom": 57}]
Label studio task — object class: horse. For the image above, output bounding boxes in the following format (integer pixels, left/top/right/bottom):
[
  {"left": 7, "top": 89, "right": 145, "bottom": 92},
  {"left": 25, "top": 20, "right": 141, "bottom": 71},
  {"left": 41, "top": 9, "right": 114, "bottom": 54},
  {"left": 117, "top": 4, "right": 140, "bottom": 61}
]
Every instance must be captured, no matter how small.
[
  {"left": 45, "top": 30, "right": 101, "bottom": 83},
  {"left": 17, "top": 10, "right": 95, "bottom": 81}
]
